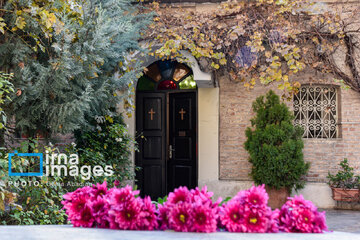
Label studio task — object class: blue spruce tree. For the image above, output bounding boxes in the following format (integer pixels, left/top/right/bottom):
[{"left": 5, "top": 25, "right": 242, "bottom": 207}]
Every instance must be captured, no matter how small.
[{"left": 0, "top": 0, "right": 150, "bottom": 136}]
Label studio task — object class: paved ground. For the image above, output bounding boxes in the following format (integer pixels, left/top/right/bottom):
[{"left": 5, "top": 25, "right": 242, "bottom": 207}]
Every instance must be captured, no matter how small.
[
  {"left": 325, "top": 209, "right": 360, "bottom": 233},
  {"left": 1, "top": 225, "right": 360, "bottom": 240},
  {"left": 0, "top": 210, "right": 359, "bottom": 240}
]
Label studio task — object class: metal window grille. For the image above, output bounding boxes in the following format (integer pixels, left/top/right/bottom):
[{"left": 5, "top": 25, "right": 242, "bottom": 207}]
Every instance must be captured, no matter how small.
[{"left": 293, "top": 85, "right": 338, "bottom": 138}]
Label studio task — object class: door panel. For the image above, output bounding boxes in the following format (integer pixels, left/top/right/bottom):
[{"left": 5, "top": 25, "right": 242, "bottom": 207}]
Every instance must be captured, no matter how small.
[
  {"left": 143, "top": 137, "right": 162, "bottom": 159},
  {"left": 168, "top": 92, "right": 197, "bottom": 192},
  {"left": 136, "top": 91, "right": 197, "bottom": 199},
  {"left": 173, "top": 98, "right": 192, "bottom": 130},
  {"left": 136, "top": 93, "right": 166, "bottom": 199},
  {"left": 174, "top": 137, "right": 191, "bottom": 160},
  {"left": 172, "top": 165, "right": 192, "bottom": 188},
  {"left": 144, "top": 98, "right": 162, "bottom": 130},
  {"left": 143, "top": 165, "right": 162, "bottom": 198}
]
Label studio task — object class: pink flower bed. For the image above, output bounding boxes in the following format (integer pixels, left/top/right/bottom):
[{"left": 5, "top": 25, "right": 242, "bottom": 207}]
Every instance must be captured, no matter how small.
[{"left": 61, "top": 182, "right": 328, "bottom": 233}]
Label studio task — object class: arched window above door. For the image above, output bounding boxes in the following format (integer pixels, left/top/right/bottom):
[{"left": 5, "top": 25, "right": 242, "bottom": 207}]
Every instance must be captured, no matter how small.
[{"left": 137, "top": 60, "right": 197, "bottom": 91}]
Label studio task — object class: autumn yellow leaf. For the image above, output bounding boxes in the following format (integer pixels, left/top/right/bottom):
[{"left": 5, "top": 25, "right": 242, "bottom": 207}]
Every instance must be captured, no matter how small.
[
  {"left": 312, "top": 37, "right": 319, "bottom": 44},
  {"left": 211, "top": 62, "right": 220, "bottom": 69},
  {"left": 283, "top": 75, "right": 289, "bottom": 82},
  {"left": 293, "top": 47, "right": 300, "bottom": 53},
  {"left": 265, "top": 51, "right": 271, "bottom": 58},
  {"left": 219, "top": 58, "right": 227, "bottom": 65},
  {"left": 293, "top": 81, "right": 301, "bottom": 88},
  {"left": 0, "top": 199, "right": 4, "bottom": 211},
  {"left": 250, "top": 78, "right": 256, "bottom": 85},
  {"left": 15, "top": 16, "right": 26, "bottom": 30},
  {"left": 0, "top": 21, "right": 6, "bottom": 34}
]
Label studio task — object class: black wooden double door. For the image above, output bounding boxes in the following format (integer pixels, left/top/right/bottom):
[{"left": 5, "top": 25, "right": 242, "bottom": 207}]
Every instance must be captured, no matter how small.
[{"left": 136, "top": 92, "right": 197, "bottom": 199}]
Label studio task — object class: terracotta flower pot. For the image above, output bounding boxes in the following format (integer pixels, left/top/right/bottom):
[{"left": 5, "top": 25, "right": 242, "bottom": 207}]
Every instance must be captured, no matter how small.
[
  {"left": 331, "top": 187, "right": 360, "bottom": 202},
  {"left": 265, "top": 186, "right": 290, "bottom": 209}
]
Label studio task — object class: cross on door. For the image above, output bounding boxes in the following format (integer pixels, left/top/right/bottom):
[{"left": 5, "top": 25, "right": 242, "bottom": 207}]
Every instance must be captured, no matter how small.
[
  {"left": 179, "top": 108, "right": 186, "bottom": 120},
  {"left": 148, "top": 108, "right": 155, "bottom": 120}
]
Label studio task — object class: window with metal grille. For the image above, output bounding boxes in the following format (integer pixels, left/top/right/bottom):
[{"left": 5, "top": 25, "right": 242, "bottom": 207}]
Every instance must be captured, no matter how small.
[{"left": 293, "top": 85, "right": 338, "bottom": 138}]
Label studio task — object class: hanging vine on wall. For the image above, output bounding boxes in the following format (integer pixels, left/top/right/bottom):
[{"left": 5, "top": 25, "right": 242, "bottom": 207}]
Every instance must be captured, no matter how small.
[{"left": 144, "top": 0, "right": 360, "bottom": 99}]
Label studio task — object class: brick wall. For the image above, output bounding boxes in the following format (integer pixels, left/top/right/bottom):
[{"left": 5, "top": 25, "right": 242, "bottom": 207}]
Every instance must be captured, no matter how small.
[{"left": 219, "top": 69, "right": 360, "bottom": 182}]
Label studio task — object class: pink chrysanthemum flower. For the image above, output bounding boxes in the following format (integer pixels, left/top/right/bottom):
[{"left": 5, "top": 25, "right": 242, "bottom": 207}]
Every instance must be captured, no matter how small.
[
  {"left": 191, "top": 202, "right": 217, "bottom": 233},
  {"left": 236, "top": 184, "right": 269, "bottom": 207},
  {"left": 109, "top": 185, "right": 139, "bottom": 207},
  {"left": 62, "top": 192, "right": 74, "bottom": 203},
  {"left": 279, "top": 195, "right": 328, "bottom": 233},
  {"left": 168, "top": 202, "right": 193, "bottom": 232},
  {"left": 313, "top": 211, "right": 328, "bottom": 233},
  {"left": 191, "top": 186, "right": 222, "bottom": 208},
  {"left": 243, "top": 208, "right": 268, "bottom": 233},
  {"left": 108, "top": 214, "right": 120, "bottom": 230},
  {"left": 62, "top": 186, "right": 95, "bottom": 227},
  {"left": 167, "top": 186, "right": 191, "bottom": 205},
  {"left": 61, "top": 184, "right": 327, "bottom": 234},
  {"left": 97, "top": 219, "right": 110, "bottom": 229},
  {"left": 109, "top": 198, "right": 142, "bottom": 230},
  {"left": 72, "top": 205, "right": 95, "bottom": 228},
  {"left": 222, "top": 186, "right": 280, "bottom": 233},
  {"left": 62, "top": 193, "right": 88, "bottom": 221},
  {"left": 62, "top": 186, "right": 92, "bottom": 205},
  {"left": 138, "top": 196, "right": 159, "bottom": 230},
  {"left": 286, "top": 195, "right": 317, "bottom": 212},
  {"left": 220, "top": 200, "right": 245, "bottom": 232},
  {"left": 91, "top": 181, "right": 108, "bottom": 199},
  {"left": 266, "top": 208, "right": 280, "bottom": 233},
  {"left": 90, "top": 197, "right": 109, "bottom": 227},
  {"left": 157, "top": 203, "right": 170, "bottom": 230},
  {"left": 295, "top": 208, "right": 315, "bottom": 232},
  {"left": 191, "top": 186, "right": 212, "bottom": 203},
  {"left": 113, "top": 180, "right": 120, "bottom": 187}
]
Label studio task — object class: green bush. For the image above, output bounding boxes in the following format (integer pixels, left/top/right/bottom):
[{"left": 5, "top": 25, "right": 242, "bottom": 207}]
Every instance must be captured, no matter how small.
[
  {"left": 0, "top": 72, "right": 14, "bottom": 130},
  {"left": 0, "top": 140, "right": 67, "bottom": 225},
  {"left": 74, "top": 114, "right": 138, "bottom": 184},
  {"left": 327, "top": 159, "right": 360, "bottom": 189},
  {"left": 244, "top": 90, "right": 310, "bottom": 192},
  {"left": 0, "top": 114, "right": 137, "bottom": 225}
]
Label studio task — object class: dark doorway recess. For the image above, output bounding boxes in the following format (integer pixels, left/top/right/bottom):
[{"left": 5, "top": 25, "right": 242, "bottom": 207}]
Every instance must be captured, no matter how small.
[{"left": 135, "top": 60, "right": 197, "bottom": 199}]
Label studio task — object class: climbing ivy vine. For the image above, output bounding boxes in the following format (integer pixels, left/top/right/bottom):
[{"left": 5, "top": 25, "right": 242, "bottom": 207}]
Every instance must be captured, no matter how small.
[{"left": 145, "top": 0, "right": 360, "bottom": 99}]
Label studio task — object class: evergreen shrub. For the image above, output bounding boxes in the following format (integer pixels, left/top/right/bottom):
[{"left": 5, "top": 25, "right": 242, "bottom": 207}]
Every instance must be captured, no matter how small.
[{"left": 245, "top": 90, "right": 310, "bottom": 191}]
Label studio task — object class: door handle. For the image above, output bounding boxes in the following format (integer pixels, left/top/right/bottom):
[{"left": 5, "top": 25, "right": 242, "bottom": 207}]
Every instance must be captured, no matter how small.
[{"left": 169, "top": 145, "right": 175, "bottom": 159}]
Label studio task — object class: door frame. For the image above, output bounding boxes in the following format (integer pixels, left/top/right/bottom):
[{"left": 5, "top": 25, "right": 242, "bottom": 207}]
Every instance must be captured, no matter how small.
[{"left": 135, "top": 89, "right": 198, "bottom": 197}]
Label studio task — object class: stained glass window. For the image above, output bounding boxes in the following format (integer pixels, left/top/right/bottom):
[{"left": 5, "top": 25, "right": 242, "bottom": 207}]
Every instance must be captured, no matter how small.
[
  {"left": 179, "top": 75, "right": 196, "bottom": 89},
  {"left": 144, "top": 64, "right": 161, "bottom": 82},
  {"left": 173, "top": 63, "right": 190, "bottom": 81},
  {"left": 138, "top": 60, "right": 196, "bottom": 91},
  {"left": 137, "top": 75, "right": 155, "bottom": 91},
  {"left": 158, "top": 80, "right": 177, "bottom": 90},
  {"left": 158, "top": 60, "right": 175, "bottom": 80}
]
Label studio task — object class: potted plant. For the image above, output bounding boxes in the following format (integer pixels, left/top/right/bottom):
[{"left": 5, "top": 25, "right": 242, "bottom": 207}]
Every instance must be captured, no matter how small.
[
  {"left": 245, "top": 90, "right": 310, "bottom": 209},
  {"left": 327, "top": 159, "right": 360, "bottom": 202}
]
